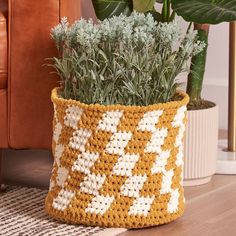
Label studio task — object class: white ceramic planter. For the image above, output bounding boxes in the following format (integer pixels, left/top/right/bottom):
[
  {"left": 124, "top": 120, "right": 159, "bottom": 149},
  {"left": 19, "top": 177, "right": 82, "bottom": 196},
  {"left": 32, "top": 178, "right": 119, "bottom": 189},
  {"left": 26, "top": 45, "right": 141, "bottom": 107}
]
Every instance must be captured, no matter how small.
[{"left": 183, "top": 105, "right": 219, "bottom": 186}]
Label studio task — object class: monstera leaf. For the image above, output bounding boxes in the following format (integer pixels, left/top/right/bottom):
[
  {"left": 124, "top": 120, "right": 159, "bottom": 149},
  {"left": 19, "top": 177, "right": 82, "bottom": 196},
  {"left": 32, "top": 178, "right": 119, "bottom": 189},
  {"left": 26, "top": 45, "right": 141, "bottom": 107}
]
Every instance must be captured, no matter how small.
[
  {"left": 133, "top": 0, "right": 156, "bottom": 12},
  {"left": 92, "top": 0, "right": 132, "bottom": 20},
  {"left": 172, "top": 0, "right": 236, "bottom": 24}
]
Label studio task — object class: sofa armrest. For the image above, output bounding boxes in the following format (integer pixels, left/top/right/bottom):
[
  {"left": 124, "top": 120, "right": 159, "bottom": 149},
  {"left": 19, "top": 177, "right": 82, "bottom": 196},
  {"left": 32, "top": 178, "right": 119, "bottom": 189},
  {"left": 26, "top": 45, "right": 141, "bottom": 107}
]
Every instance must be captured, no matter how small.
[
  {"left": 8, "top": 0, "right": 81, "bottom": 149},
  {"left": 60, "top": 0, "right": 81, "bottom": 23}
]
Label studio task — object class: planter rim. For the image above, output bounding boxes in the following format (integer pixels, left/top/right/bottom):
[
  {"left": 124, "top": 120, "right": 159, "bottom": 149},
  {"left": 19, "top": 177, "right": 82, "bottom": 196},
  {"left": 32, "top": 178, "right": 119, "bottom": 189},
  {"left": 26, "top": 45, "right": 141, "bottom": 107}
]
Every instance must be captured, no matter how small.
[
  {"left": 51, "top": 87, "right": 189, "bottom": 112},
  {"left": 187, "top": 104, "right": 218, "bottom": 113}
]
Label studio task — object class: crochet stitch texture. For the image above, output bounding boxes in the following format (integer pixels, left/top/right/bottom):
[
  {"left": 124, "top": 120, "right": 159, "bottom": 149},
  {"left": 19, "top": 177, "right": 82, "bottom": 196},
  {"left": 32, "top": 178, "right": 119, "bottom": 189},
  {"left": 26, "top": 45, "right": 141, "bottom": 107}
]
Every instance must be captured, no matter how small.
[{"left": 45, "top": 88, "right": 189, "bottom": 228}]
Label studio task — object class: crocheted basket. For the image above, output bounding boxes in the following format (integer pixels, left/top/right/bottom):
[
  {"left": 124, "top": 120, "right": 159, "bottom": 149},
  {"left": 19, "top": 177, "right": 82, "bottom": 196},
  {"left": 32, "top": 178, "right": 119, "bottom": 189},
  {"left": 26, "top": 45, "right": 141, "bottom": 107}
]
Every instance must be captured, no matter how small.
[{"left": 45, "top": 88, "right": 189, "bottom": 229}]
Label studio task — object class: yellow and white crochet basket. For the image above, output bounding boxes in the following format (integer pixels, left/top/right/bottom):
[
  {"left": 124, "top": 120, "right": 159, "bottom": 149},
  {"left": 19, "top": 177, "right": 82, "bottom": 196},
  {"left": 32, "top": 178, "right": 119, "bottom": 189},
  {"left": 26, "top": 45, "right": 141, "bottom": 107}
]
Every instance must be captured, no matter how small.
[{"left": 45, "top": 88, "right": 189, "bottom": 229}]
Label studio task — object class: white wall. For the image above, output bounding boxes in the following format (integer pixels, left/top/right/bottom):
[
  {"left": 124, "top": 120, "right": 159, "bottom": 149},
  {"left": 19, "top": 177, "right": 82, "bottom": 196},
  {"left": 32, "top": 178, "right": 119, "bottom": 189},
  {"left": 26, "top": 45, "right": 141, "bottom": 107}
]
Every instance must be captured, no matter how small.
[
  {"left": 205, "top": 23, "right": 229, "bottom": 86},
  {"left": 201, "top": 23, "right": 229, "bottom": 130}
]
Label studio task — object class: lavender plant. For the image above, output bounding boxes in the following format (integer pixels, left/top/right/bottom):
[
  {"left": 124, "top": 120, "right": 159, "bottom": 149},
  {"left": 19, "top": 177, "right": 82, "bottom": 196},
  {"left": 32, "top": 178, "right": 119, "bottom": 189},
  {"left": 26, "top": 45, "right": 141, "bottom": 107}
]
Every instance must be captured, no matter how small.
[{"left": 51, "top": 12, "right": 204, "bottom": 106}]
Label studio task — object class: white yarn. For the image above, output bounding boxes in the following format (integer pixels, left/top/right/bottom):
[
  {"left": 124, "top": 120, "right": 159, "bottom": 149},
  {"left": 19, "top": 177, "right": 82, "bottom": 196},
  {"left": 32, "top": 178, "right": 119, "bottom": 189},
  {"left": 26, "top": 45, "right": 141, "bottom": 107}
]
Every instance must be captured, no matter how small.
[
  {"left": 145, "top": 127, "right": 168, "bottom": 154},
  {"left": 105, "top": 131, "right": 132, "bottom": 155},
  {"left": 56, "top": 167, "right": 69, "bottom": 188},
  {"left": 53, "top": 122, "right": 62, "bottom": 143},
  {"left": 137, "top": 110, "right": 163, "bottom": 132},
  {"left": 172, "top": 106, "right": 187, "bottom": 168},
  {"left": 80, "top": 173, "right": 106, "bottom": 196},
  {"left": 121, "top": 174, "right": 147, "bottom": 198},
  {"left": 64, "top": 105, "right": 83, "bottom": 129},
  {"left": 97, "top": 110, "right": 123, "bottom": 133},
  {"left": 69, "top": 128, "right": 92, "bottom": 152},
  {"left": 112, "top": 153, "right": 140, "bottom": 177},
  {"left": 72, "top": 151, "right": 100, "bottom": 175},
  {"left": 54, "top": 144, "right": 65, "bottom": 166},
  {"left": 160, "top": 169, "right": 174, "bottom": 194},
  {"left": 171, "top": 106, "right": 186, "bottom": 128},
  {"left": 129, "top": 196, "right": 155, "bottom": 217},
  {"left": 167, "top": 189, "right": 180, "bottom": 213},
  {"left": 85, "top": 195, "right": 115, "bottom": 215},
  {"left": 151, "top": 150, "right": 170, "bottom": 174},
  {"left": 52, "top": 189, "right": 75, "bottom": 211}
]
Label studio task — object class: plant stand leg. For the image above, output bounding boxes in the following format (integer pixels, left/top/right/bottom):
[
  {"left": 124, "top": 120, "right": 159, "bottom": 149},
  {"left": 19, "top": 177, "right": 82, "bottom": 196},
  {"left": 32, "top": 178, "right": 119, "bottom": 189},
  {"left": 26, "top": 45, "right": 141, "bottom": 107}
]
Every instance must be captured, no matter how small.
[
  {"left": 216, "top": 22, "right": 236, "bottom": 174},
  {"left": 228, "top": 22, "right": 236, "bottom": 152}
]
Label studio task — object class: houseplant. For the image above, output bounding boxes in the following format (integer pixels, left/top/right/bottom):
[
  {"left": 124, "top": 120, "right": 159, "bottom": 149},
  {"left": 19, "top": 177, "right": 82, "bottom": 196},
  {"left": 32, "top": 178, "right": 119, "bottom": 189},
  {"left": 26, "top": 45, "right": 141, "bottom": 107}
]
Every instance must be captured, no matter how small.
[
  {"left": 91, "top": 0, "right": 236, "bottom": 185},
  {"left": 45, "top": 13, "right": 204, "bottom": 228},
  {"left": 171, "top": 0, "right": 236, "bottom": 185}
]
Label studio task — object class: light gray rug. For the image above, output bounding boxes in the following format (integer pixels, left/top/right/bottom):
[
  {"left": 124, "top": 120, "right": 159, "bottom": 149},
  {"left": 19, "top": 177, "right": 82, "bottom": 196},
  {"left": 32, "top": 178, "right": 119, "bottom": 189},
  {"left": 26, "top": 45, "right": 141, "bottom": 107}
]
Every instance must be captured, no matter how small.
[{"left": 0, "top": 186, "right": 127, "bottom": 236}]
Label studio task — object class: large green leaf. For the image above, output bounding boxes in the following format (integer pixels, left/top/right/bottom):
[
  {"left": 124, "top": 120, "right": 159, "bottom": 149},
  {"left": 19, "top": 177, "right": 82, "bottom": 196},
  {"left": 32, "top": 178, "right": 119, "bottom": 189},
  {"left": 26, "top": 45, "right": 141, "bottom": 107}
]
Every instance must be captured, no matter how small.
[
  {"left": 172, "top": 0, "right": 236, "bottom": 24},
  {"left": 133, "top": 0, "right": 155, "bottom": 12},
  {"left": 92, "top": 0, "right": 133, "bottom": 20}
]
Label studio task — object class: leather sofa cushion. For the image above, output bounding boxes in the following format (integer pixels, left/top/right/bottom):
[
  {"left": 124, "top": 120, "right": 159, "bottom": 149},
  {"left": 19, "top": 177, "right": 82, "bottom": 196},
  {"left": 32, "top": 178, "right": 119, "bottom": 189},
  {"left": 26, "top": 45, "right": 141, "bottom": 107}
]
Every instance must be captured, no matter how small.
[
  {"left": 8, "top": 0, "right": 82, "bottom": 149},
  {"left": 8, "top": 0, "right": 58, "bottom": 149},
  {"left": 0, "top": 89, "right": 8, "bottom": 148},
  {"left": 0, "top": 0, "right": 8, "bottom": 89}
]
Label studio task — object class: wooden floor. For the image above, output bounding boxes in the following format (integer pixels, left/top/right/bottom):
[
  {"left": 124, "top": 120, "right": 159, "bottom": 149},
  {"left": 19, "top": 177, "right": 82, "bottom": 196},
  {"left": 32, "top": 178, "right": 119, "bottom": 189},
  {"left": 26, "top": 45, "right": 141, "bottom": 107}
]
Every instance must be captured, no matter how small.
[
  {"left": 121, "top": 175, "right": 236, "bottom": 236},
  {"left": 2, "top": 147, "right": 236, "bottom": 236}
]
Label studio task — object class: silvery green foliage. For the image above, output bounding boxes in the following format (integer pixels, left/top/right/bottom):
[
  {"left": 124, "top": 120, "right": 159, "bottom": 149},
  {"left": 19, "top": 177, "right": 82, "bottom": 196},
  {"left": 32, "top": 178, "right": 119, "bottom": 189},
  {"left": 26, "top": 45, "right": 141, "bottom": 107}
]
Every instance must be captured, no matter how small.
[{"left": 51, "top": 12, "right": 205, "bottom": 105}]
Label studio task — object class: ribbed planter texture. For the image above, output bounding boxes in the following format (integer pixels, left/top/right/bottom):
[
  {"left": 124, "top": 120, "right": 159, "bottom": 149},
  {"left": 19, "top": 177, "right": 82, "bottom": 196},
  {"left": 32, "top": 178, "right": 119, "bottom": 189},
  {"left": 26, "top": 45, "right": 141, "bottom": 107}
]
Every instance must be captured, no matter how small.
[
  {"left": 46, "top": 88, "right": 189, "bottom": 228},
  {"left": 183, "top": 105, "right": 219, "bottom": 186}
]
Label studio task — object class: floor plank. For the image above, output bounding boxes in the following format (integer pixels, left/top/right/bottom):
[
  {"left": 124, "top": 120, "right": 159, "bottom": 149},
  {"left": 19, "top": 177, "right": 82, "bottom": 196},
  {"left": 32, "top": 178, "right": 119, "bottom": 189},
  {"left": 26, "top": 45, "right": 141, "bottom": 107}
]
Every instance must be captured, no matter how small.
[{"left": 2, "top": 149, "right": 52, "bottom": 189}]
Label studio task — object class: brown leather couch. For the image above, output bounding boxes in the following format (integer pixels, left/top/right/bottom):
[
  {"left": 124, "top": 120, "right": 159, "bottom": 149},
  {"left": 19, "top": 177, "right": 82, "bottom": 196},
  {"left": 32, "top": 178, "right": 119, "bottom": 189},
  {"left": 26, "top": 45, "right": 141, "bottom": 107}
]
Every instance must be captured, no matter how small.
[{"left": 0, "top": 0, "right": 96, "bottom": 185}]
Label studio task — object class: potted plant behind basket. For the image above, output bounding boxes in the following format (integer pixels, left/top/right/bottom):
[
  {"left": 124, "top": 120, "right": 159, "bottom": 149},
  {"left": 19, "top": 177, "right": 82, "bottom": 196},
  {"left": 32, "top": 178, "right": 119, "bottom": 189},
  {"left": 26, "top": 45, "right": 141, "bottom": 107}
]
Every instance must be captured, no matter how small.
[
  {"left": 45, "top": 13, "right": 205, "bottom": 228},
  {"left": 92, "top": 0, "right": 236, "bottom": 186},
  {"left": 171, "top": 0, "right": 236, "bottom": 186}
]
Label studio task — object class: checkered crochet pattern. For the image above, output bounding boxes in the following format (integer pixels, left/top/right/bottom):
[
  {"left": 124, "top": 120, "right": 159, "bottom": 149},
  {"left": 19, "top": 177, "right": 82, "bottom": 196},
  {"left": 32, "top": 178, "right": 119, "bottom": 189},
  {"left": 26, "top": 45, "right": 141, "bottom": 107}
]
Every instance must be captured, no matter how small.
[{"left": 45, "top": 88, "right": 189, "bottom": 229}]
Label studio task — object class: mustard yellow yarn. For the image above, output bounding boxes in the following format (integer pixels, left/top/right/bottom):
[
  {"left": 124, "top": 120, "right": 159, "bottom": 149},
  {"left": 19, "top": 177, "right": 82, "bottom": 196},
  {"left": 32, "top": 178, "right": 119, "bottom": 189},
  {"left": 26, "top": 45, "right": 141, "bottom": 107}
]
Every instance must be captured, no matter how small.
[{"left": 45, "top": 88, "right": 189, "bottom": 229}]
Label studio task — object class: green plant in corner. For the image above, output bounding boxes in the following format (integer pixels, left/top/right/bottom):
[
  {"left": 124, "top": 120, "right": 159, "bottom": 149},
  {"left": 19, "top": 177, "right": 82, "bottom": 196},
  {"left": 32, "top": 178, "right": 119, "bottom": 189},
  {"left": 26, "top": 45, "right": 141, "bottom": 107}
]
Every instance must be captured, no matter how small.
[{"left": 171, "top": 0, "right": 236, "bottom": 109}]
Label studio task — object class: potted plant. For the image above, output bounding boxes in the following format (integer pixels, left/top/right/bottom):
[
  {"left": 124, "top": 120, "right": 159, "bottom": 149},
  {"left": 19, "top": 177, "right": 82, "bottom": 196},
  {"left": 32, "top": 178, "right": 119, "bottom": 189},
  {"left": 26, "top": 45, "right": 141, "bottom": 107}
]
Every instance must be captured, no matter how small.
[
  {"left": 45, "top": 13, "right": 204, "bottom": 228},
  {"left": 91, "top": 0, "right": 236, "bottom": 186},
  {"left": 171, "top": 0, "right": 236, "bottom": 185}
]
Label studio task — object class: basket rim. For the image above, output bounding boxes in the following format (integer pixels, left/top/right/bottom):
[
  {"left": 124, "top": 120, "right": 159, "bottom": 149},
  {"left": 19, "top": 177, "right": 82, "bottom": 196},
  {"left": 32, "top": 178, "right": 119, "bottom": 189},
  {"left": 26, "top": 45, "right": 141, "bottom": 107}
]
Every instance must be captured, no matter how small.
[{"left": 51, "top": 87, "right": 189, "bottom": 112}]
